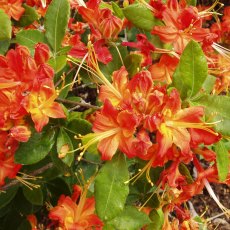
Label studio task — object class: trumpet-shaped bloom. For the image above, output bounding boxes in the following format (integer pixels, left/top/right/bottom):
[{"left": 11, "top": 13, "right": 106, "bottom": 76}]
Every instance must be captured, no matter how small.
[
  {"left": 149, "top": 54, "right": 179, "bottom": 84},
  {"left": 146, "top": 89, "right": 220, "bottom": 166},
  {"left": 22, "top": 80, "right": 66, "bottom": 132},
  {"left": 49, "top": 184, "right": 103, "bottom": 230},
  {"left": 78, "top": 0, "right": 123, "bottom": 40},
  {"left": 0, "top": 0, "right": 25, "bottom": 20},
  {"left": 151, "top": 0, "right": 214, "bottom": 53},
  {"left": 78, "top": 99, "right": 139, "bottom": 160},
  {"left": 0, "top": 153, "right": 21, "bottom": 186}
]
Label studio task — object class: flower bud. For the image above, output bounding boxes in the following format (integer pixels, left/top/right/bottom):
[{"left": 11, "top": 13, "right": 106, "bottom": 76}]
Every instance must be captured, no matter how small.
[{"left": 34, "top": 43, "right": 50, "bottom": 65}]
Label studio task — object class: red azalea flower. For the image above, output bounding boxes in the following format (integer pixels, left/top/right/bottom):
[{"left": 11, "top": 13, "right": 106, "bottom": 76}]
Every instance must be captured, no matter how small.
[
  {"left": 49, "top": 184, "right": 103, "bottom": 230},
  {"left": 77, "top": 99, "right": 139, "bottom": 160},
  {"left": 149, "top": 54, "right": 179, "bottom": 84},
  {"left": 0, "top": 153, "right": 21, "bottom": 186},
  {"left": 0, "top": 0, "right": 25, "bottom": 20},
  {"left": 151, "top": 0, "right": 215, "bottom": 53},
  {"left": 22, "top": 79, "right": 66, "bottom": 132}
]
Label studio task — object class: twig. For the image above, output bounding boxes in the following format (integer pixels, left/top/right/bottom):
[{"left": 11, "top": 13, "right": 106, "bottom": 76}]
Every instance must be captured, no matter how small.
[
  {"left": 1, "top": 162, "right": 54, "bottom": 191},
  {"left": 56, "top": 98, "right": 100, "bottom": 110}
]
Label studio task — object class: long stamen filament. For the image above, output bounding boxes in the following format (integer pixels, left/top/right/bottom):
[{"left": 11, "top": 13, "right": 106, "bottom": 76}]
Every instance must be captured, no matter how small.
[
  {"left": 64, "top": 129, "right": 120, "bottom": 160},
  {"left": 125, "top": 156, "right": 155, "bottom": 186},
  {"left": 165, "top": 120, "right": 221, "bottom": 136}
]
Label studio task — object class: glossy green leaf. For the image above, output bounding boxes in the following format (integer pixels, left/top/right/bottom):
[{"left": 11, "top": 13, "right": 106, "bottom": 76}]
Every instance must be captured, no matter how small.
[
  {"left": 123, "top": 4, "right": 162, "bottom": 31},
  {"left": 18, "top": 219, "right": 31, "bottom": 230},
  {"left": 124, "top": 53, "right": 143, "bottom": 77},
  {"left": 57, "top": 128, "right": 74, "bottom": 167},
  {"left": 99, "top": 45, "right": 127, "bottom": 81},
  {"left": 179, "top": 163, "right": 194, "bottom": 184},
  {"left": 0, "top": 186, "right": 18, "bottom": 209},
  {"left": 95, "top": 154, "right": 129, "bottom": 221},
  {"left": 112, "top": 2, "right": 124, "bottom": 19},
  {"left": 215, "top": 117, "right": 230, "bottom": 136},
  {"left": 67, "top": 118, "right": 92, "bottom": 135},
  {"left": 0, "top": 9, "right": 12, "bottom": 41},
  {"left": 16, "top": 30, "right": 45, "bottom": 54},
  {"left": 0, "top": 40, "right": 10, "bottom": 54},
  {"left": 201, "top": 75, "right": 216, "bottom": 94},
  {"left": 173, "top": 40, "right": 208, "bottom": 99},
  {"left": 45, "top": 0, "right": 70, "bottom": 53},
  {"left": 186, "top": 0, "right": 197, "bottom": 6},
  {"left": 215, "top": 141, "right": 230, "bottom": 182},
  {"left": 192, "top": 94, "right": 230, "bottom": 119},
  {"left": 15, "top": 128, "right": 56, "bottom": 165},
  {"left": 16, "top": 4, "right": 39, "bottom": 27},
  {"left": 48, "top": 55, "right": 67, "bottom": 73},
  {"left": 22, "top": 186, "right": 43, "bottom": 206},
  {"left": 1, "top": 210, "right": 23, "bottom": 230},
  {"left": 13, "top": 188, "right": 40, "bottom": 215},
  {"left": 147, "top": 209, "right": 164, "bottom": 230},
  {"left": 106, "top": 206, "right": 151, "bottom": 230}
]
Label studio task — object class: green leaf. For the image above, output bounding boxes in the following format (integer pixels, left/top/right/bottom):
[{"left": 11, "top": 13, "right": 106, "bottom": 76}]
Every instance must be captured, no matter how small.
[
  {"left": 0, "top": 9, "right": 12, "bottom": 41},
  {"left": 13, "top": 188, "right": 40, "bottom": 215},
  {"left": 106, "top": 206, "right": 151, "bottom": 230},
  {"left": 124, "top": 53, "right": 143, "bottom": 77},
  {"left": 18, "top": 219, "right": 31, "bottom": 230},
  {"left": 67, "top": 118, "right": 92, "bottom": 135},
  {"left": 15, "top": 128, "right": 56, "bottom": 165},
  {"left": 48, "top": 55, "right": 67, "bottom": 73},
  {"left": 147, "top": 209, "right": 164, "bottom": 230},
  {"left": 215, "top": 117, "right": 230, "bottom": 136},
  {"left": 123, "top": 4, "right": 162, "bottom": 31},
  {"left": 192, "top": 94, "right": 230, "bottom": 119},
  {"left": 0, "top": 186, "right": 18, "bottom": 209},
  {"left": 172, "top": 40, "right": 208, "bottom": 99},
  {"left": 179, "top": 163, "right": 194, "bottom": 184},
  {"left": 201, "top": 75, "right": 216, "bottom": 94},
  {"left": 45, "top": 0, "right": 70, "bottom": 53},
  {"left": 0, "top": 40, "right": 10, "bottom": 54},
  {"left": 16, "top": 4, "right": 39, "bottom": 27},
  {"left": 22, "top": 186, "right": 43, "bottom": 206},
  {"left": 99, "top": 45, "right": 127, "bottom": 81},
  {"left": 112, "top": 2, "right": 124, "bottom": 19},
  {"left": 57, "top": 128, "right": 74, "bottom": 167},
  {"left": 186, "top": 0, "right": 197, "bottom": 6},
  {"left": 95, "top": 153, "right": 129, "bottom": 221},
  {"left": 215, "top": 141, "right": 230, "bottom": 182},
  {"left": 16, "top": 30, "right": 45, "bottom": 54}
]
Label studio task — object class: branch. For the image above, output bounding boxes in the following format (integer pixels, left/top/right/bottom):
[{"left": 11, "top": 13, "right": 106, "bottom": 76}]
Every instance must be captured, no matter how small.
[{"left": 56, "top": 98, "right": 100, "bottom": 110}]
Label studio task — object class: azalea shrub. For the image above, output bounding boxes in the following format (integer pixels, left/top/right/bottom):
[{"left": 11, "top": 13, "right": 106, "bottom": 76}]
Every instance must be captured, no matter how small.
[{"left": 0, "top": 0, "right": 230, "bottom": 229}]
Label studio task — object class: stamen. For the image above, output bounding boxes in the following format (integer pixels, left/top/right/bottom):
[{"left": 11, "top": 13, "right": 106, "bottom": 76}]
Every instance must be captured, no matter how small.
[
  {"left": 16, "top": 176, "right": 40, "bottom": 190},
  {"left": 125, "top": 156, "right": 155, "bottom": 186},
  {"left": 70, "top": 129, "right": 120, "bottom": 161},
  {"left": 165, "top": 120, "right": 221, "bottom": 136},
  {"left": 212, "top": 43, "right": 230, "bottom": 62},
  {"left": 199, "top": 0, "right": 223, "bottom": 18}
]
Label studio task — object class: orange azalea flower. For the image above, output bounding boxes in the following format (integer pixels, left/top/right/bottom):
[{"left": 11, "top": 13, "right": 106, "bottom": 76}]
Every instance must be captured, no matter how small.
[
  {"left": 9, "top": 125, "right": 31, "bottom": 142},
  {"left": 49, "top": 184, "right": 103, "bottom": 230},
  {"left": 0, "top": 152, "right": 21, "bottom": 186},
  {"left": 0, "top": 0, "right": 25, "bottom": 20},
  {"left": 99, "top": 66, "right": 130, "bottom": 107},
  {"left": 149, "top": 54, "right": 179, "bottom": 84},
  {"left": 27, "top": 214, "right": 38, "bottom": 230},
  {"left": 77, "top": 99, "right": 139, "bottom": 160},
  {"left": 78, "top": 0, "right": 123, "bottom": 40},
  {"left": 22, "top": 79, "right": 66, "bottom": 132},
  {"left": 146, "top": 89, "right": 220, "bottom": 166},
  {"left": 151, "top": 0, "right": 214, "bottom": 53}
]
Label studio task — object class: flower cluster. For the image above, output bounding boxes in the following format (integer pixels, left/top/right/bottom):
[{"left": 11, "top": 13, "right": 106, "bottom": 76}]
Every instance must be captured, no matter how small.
[
  {"left": 0, "top": 0, "right": 229, "bottom": 229},
  {"left": 0, "top": 44, "right": 65, "bottom": 185}
]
